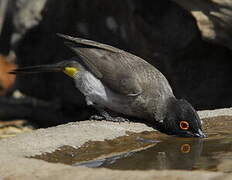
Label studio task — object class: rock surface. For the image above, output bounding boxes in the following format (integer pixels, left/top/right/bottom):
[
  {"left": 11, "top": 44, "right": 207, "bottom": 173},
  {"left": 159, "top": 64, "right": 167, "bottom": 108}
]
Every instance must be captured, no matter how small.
[
  {"left": 0, "top": 160, "right": 224, "bottom": 180},
  {"left": 0, "top": 108, "right": 231, "bottom": 179},
  {"left": 172, "top": 0, "right": 232, "bottom": 50}
]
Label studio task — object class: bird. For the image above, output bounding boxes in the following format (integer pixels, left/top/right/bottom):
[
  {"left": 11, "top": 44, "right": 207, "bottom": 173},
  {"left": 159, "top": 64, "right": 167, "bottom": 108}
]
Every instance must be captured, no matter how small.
[{"left": 9, "top": 34, "right": 206, "bottom": 138}]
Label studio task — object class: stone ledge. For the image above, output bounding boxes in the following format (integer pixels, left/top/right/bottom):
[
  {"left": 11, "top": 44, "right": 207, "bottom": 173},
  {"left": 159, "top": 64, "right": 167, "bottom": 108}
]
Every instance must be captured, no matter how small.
[{"left": 0, "top": 107, "right": 232, "bottom": 179}]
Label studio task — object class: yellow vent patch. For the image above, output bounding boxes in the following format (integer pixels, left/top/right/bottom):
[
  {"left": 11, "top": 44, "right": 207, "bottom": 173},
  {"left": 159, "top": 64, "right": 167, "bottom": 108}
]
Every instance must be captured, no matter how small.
[{"left": 63, "top": 67, "right": 78, "bottom": 77}]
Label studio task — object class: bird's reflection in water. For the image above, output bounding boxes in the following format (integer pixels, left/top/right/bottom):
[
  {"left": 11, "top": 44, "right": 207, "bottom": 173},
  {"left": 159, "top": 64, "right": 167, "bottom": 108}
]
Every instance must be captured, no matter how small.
[{"left": 76, "top": 137, "right": 203, "bottom": 170}]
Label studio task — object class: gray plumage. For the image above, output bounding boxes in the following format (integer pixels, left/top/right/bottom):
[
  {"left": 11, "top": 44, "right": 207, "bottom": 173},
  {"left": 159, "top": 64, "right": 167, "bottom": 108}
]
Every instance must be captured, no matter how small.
[
  {"left": 59, "top": 34, "right": 174, "bottom": 122},
  {"left": 10, "top": 34, "right": 206, "bottom": 138}
]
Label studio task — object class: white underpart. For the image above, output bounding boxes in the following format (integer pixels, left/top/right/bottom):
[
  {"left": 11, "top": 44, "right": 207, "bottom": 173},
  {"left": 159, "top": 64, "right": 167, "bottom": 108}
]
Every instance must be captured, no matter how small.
[{"left": 74, "top": 71, "right": 134, "bottom": 115}]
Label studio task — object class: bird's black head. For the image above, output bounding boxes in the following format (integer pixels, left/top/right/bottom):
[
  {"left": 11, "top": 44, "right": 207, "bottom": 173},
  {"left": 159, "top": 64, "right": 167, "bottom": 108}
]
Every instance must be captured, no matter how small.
[{"left": 156, "top": 99, "right": 206, "bottom": 138}]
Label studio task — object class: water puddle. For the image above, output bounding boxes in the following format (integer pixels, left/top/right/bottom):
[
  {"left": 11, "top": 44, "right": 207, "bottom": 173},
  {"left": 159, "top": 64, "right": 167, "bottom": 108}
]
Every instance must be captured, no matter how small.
[{"left": 31, "top": 116, "right": 232, "bottom": 172}]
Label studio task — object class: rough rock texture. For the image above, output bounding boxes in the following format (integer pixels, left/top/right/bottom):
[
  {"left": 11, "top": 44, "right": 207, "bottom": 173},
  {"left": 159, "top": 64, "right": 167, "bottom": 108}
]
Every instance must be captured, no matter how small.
[
  {"left": 198, "top": 107, "right": 232, "bottom": 119},
  {"left": 0, "top": 108, "right": 230, "bottom": 180},
  {"left": 0, "top": 108, "right": 222, "bottom": 157},
  {"left": 0, "top": 160, "right": 224, "bottom": 180},
  {"left": 172, "top": 0, "right": 232, "bottom": 50},
  {"left": 0, "top": 121, "right": 154, "bottom": 157}
]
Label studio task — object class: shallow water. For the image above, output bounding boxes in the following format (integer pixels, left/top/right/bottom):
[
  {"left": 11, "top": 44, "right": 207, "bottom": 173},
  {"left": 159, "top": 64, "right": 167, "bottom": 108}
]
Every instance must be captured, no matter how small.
[{"left": 32, "top": 116, "right": 232, "bottom": 172}]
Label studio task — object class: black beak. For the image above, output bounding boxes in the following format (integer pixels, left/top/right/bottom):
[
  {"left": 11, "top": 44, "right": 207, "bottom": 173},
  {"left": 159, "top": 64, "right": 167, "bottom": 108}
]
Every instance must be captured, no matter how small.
[
  {"left": 175, "top": 129, "right": 207, "bottom": 138},
  {"left": 9, "top": 63, "right": 63, "bottom": 74},
  {"left": 193, "top": 129, "right": 207, "bottom": 138}
]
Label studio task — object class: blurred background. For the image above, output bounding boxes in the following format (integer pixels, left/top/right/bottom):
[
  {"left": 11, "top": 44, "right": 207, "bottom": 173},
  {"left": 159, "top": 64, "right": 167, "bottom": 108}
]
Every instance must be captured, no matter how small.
[{"left": 0, "top": 0, "right": 232, "bottom": 128}]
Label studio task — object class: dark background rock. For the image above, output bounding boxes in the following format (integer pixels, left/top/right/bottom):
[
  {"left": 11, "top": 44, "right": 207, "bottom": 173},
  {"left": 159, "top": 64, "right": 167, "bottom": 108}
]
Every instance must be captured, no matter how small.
[
  {"left": 172, "top": 0, "right": 232, "bottom": 50},
  {"left": 0, "top": 0, "right": 232, "bottom": 125}
]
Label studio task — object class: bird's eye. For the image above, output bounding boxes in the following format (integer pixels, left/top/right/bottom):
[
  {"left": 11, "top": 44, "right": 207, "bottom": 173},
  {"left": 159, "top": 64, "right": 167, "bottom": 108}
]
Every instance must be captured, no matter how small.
[
  {"left": 179, "top": 121, "right": 189, "bottom": 130},
  {"left": 180, "top": 144, "right": 191, "bottom": 153}
]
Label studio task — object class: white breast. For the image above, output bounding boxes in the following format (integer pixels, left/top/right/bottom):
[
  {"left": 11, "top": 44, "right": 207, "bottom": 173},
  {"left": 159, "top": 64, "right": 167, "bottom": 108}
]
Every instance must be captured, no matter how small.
[{"left": 74, "top": 71, "right": 134, "bottom": 115}]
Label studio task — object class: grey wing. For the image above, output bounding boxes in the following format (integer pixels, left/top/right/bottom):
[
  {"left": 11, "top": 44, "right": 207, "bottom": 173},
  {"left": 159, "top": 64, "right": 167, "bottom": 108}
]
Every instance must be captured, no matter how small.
[{"left": 58, "top": 34, "right": 143, "bottom": 96}]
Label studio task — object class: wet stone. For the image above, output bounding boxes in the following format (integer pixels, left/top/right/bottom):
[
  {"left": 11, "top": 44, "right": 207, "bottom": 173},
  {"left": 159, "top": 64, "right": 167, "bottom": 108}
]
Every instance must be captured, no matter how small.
[
  {"left": 30, "top": 116, "right": 232, "bottom": 173},
  {"left": 31, "top": 131, "right": 162, "bottom": 165}
]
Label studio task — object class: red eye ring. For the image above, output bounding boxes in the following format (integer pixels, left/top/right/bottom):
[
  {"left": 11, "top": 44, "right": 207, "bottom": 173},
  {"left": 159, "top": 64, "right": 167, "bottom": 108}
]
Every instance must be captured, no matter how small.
[
  {"left": 180, "top": 144, "right": 191, "bottom": 153},
  {"left": 179, "top": 121, "right": 189, "bottom": 130}
]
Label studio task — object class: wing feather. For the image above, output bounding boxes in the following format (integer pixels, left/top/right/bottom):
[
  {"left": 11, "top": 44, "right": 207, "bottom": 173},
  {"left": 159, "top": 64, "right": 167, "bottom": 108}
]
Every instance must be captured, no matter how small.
[{"left": 58, "top": 34, "right": 143, "bottom": 96}]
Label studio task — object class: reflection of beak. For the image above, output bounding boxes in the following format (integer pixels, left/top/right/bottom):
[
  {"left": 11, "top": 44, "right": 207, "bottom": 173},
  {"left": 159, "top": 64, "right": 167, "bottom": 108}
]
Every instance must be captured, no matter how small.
[
  {"left": 193, "top": 129, "right": 207, "bottom": 138},
  {"left": 179, "top": 129, "right": 207, "bottom": 138},
  {"left": 9, "top": 64, "right": 62, "bottom": 74}
]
